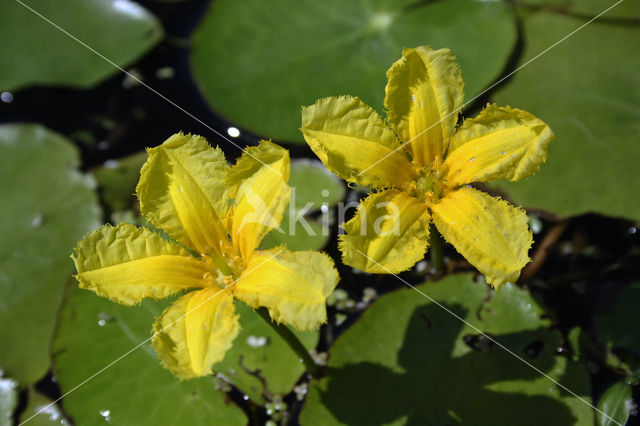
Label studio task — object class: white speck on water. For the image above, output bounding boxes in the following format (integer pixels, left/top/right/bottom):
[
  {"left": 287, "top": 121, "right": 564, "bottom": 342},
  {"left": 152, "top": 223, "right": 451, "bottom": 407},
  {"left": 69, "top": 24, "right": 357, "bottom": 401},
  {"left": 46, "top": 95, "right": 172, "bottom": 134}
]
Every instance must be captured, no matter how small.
[
  {"left": 121, "top": 68, "right": 143, "bottom": 89},
  {"left": 1, "top": 92, "right": 13, "bottom": 103},
  {"left": 97, "top": 140, "right": 110, "bottom": 151},
  {"left": 113, "top": 0, "right": 146, "bottom": 18},
  {"left": 227, "top": 127, "right": 240, "bottom": 138},
  {"left": 625, "top": 398, "right": 638, "bottom": 416},
  {"left": 247, "top": 335, "right": 267, "bottom": 348},
  {"left": 104, "top": 159, "right": 119, "bottom": 169},
  {"left": 38, "top": 404, "right": 68, "bottom": 423},
  {"left": 31, "top": 213, "right": 44, "bottom": 227},
  {"left": 0, "top": 377, "right": 18, "bottom": 392},
  {"left": 294, "top": 383, "right": 308, "bottom": 401},
  {"left": 156, "top": 66, "right": 175, "bottom": 80},
  {"left": 99, "top": 409, "right": 111, "bottom": 422},
  {"left": 98, "top": 319, "right": 106, "bottom": 327}
]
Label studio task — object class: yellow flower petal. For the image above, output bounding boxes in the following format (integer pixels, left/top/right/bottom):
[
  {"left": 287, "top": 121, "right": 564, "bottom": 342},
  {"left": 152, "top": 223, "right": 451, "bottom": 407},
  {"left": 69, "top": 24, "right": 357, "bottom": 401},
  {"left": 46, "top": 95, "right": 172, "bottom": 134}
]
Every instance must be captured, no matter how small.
[
  {"left": 73, "top": 223, "right": 207, "bottom": 306},
  {"left": 385, "top": 46, "right": 464, "bottom": 167},
  {"left": 431, "top": 187, "right": 532, "bottom": 289},
  {"left": 226, "top": 140, "right": 290, "bottom": 260},
  {"left": 444, "top": 104, "right": 555, "bottom": 186},
  {"left": 339, "top": 189, "right": 430, "bottom": 273},
  {"left": 233, "top": 249, "right": 339, "bottom": 330},
  {"left": 136, "top": 133, "right": 230, "bottom": 255},
  {"left": 151, "top": 288, "right": 239, "bottom": 379},
  {"left": 301, "top": 96, "right": 416, "bottom": 188}
]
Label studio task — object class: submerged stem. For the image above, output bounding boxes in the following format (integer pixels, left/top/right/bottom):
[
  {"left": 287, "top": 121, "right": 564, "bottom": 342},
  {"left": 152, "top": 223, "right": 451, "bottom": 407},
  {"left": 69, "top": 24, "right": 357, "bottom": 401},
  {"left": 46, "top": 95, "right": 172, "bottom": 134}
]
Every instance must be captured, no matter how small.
[
  {"left": 429, "top": 224, "right": 444, "bottom": 273},
  {"left": 256, "top": 307, "right": 319, "bottom": 376}
]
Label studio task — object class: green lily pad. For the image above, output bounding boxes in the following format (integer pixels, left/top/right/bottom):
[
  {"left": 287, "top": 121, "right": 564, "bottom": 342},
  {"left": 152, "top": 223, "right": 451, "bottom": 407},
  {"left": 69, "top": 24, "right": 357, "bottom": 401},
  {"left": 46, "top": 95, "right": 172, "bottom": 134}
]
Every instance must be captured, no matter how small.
[
  {"left": 596, "top": 381, "right": 633, "bottom": 426},
  {"left": 0, "top": 374, "right": 18, "bottom": 426},
  {"left": 213, "top": 301, "right": 318, "bottom": 405},
  {"left": 262, "top": 159, "right": 344, "bottom": 250},
  {"left": 301, "top": 274, "right": 594, "bottom": 425},
  {"left": 191, "top": 0, "right": 517, "bottom": 142},
  {"left": 52, "top": 287, "right": 247, "bottom": 425},
  {"left": 492, "top": 10, "right": 640, "bottom": 220},
  {"left": 0, "top": 124, "right": 101, "bottom": 385},
  {"left": 93, "top": 151, "right": 147, "bottom": 212},
  {"left": 595, "top": 282, "right": 640, "bottom": 357},
  {"left": 287, "top": 159, "right": 345, "bottom": 211},
  {"left": 0, "top": 0, "right": 162, "bottom": 91},
  {"left": 520, "top": 0, "right": 640, "bottom": 20},
  {"left": 19, "top": 388, "right": 70, "bottom": 426}
]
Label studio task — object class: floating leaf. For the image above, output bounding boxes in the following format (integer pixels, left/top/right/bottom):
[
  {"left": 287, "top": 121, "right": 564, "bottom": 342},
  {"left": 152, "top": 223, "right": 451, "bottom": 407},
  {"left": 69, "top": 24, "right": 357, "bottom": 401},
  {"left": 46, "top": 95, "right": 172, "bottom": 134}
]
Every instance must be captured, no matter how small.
[
  {"left": 288, "top": 159, "right": 344, "bottom": 211},
  {"left": 301, "top": 274, "right": 594, "bottom": 425},
  {"left": 93, "top": 152, "right": 146, "bottom": 212},
  {"left": 520, "top": 0, "right": 640, "bottom": 20},
  {"left": 0, "top": 0, "right": 163, "bottom": 91},
  {"left": 597, "top": 381, "right": 633, "bottom": 426},
  {"left": 52, "top": 287, "right": 247, "bottom": 425},
  {"left": 0, "top": 124, "right": 101, "bottom": 385},
  {"left": 191, "top": 0, "right": 517, "bottom": 142},
  {"left": 492, "top": 10, "right": 640, "bottom": 220},
  {"left": 213, "top": 301, "right": 318, "bottom": 405},
  {"left": 262, "top": 160, "right": 344, "bottom": 250}
]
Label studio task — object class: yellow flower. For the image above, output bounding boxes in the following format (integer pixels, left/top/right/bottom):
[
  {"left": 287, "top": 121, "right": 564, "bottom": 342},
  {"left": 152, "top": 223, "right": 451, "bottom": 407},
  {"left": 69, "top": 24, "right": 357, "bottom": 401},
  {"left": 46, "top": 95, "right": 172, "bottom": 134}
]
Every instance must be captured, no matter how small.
[
  {"left": 300, "top": 46, "right": 554, "bottom": 289},
  {"left": 72, "top": 134, "right": 339, "bottom": 379}
]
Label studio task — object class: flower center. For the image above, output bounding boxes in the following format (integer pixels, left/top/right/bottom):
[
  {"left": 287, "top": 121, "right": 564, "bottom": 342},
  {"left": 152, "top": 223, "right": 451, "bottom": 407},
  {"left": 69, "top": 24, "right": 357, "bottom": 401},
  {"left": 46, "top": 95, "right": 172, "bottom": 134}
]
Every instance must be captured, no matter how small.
[
  {"left": 412, "top": 167, "right": 443, "bottom": 204},
  {"left": 202, "top": 251, "right": 242, "bottom": 289}
]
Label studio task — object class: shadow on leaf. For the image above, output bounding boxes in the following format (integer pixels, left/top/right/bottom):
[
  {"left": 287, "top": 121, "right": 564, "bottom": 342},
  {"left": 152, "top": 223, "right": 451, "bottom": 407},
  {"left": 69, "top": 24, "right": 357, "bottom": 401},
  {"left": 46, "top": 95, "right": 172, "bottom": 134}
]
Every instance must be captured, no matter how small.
[{"left": 319, "top": 302, "right": 578, "bottom": 425}]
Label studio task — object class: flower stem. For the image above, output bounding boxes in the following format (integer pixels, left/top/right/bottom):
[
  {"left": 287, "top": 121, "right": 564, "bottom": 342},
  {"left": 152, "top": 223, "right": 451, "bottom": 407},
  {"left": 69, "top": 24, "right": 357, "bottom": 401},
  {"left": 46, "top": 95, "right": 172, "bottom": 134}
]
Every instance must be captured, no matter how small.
[
  {"left": 256, "top": 307, "right": 319, "bottom": 376},
  {"left": 429, "top": 224, "right": 444, "bottom": 273}
]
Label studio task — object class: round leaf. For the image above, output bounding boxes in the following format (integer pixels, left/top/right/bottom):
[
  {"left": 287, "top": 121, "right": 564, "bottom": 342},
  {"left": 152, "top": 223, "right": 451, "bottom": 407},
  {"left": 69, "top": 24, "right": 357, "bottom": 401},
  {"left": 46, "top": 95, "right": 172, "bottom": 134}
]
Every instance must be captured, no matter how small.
[
  {"left": 288, "top": 160, "right": 344, "bottom": 211},
  {"left": 492, "top": 11, "right": 640, "bottom": 220},
  {"left": 93, "top": 152, "right": 147, "bottom": 212},
  {"left": 52, "top": 287, "right": 247, "bottom": 425},
  {"left": 520, "top": 0, "right": 640, "bottom": 20},
  {"left": 213, "top": 301, "right": 318, "bottom": 405},
  {"left": 262, "top": 159, "right": 344, "bottom": 251},
  {"left": 597, "top": 381, "right": 633, "bottom": 426},
  {"left": 191, "top": 0, "right": 517, "bottom": 142},
  {"left": 0, "top": 0, "right": 163, "bottom": 91},
  {"left": 301, "top": 274, "right": 594, "bottom": 425},
  {"left": 0, "top": 124, "right": 101, "bottom": 385}
]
